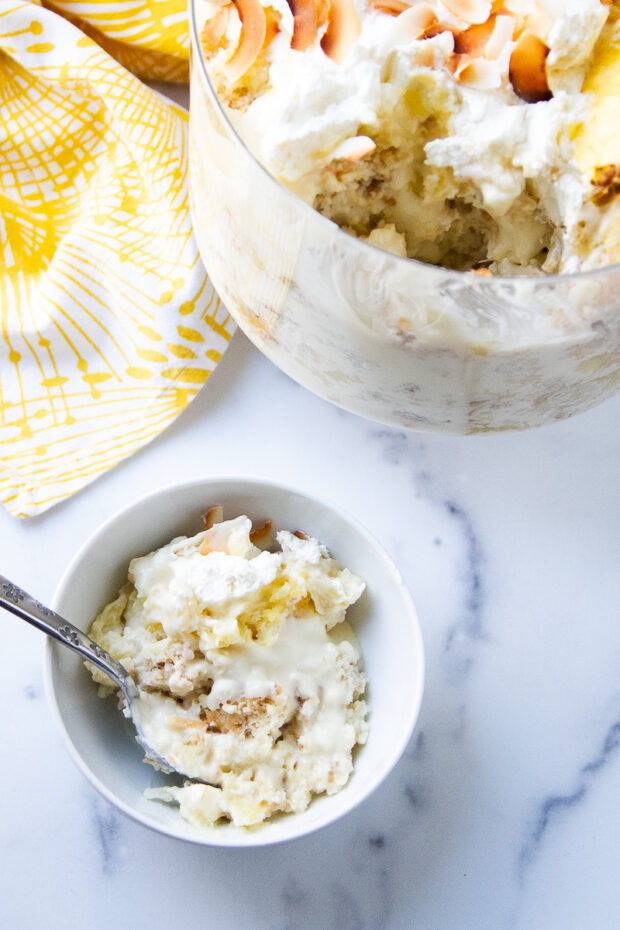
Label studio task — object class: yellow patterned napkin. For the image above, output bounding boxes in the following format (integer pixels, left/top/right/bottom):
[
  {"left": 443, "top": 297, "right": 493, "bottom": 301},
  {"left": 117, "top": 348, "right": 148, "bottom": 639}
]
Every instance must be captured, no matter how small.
[
  {"left": 44, "top": 0, "right": 190, "bottom": 81},
  {"left": 0, "top": 0, "right": 235, "bottom": 518}
]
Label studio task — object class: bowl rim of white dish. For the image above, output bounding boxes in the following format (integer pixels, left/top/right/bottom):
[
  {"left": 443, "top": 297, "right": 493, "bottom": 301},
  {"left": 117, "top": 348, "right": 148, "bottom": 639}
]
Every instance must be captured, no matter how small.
[
  {"left": 188, "top": 0, "right": 620, "bottom": 285},
  {"left": 44, "top": 475, "right": 425, "bottom": 847}
]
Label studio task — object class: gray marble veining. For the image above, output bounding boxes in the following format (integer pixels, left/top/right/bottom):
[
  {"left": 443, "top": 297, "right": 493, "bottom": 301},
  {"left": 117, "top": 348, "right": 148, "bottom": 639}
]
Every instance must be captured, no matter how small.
[{"left": 2, "top": 333, "right": 620, "bottom": 929}]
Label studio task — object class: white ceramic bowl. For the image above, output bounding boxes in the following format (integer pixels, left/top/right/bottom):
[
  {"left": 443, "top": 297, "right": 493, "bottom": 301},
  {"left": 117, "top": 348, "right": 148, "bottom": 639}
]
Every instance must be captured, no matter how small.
[{"left": 45, "top": 477, "right": 424, "bottom": 846}]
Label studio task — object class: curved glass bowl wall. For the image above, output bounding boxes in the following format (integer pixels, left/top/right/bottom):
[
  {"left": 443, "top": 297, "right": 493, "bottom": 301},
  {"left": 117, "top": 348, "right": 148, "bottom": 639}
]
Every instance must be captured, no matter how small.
[{"left": 188, "top": 7, "right": 620, "bottom": 432}]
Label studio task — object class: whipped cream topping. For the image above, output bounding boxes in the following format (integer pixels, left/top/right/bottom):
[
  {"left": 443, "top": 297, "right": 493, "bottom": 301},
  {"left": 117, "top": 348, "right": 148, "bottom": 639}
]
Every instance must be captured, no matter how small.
[
  {"left": 88, "top": 515, "right": 368, "bottom": 828},
  {"left": 197, "top": 0, "right": 615, "bottom": 274}
]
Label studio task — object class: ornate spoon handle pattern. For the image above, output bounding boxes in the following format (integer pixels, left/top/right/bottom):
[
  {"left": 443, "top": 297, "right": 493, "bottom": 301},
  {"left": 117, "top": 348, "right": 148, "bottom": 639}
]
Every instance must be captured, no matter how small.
[
  {"left": 0, "top": 574, "right": 137, "bottom": 703},
  {"left": 0, "top": 575, "right": 210, "bottom": 778}
]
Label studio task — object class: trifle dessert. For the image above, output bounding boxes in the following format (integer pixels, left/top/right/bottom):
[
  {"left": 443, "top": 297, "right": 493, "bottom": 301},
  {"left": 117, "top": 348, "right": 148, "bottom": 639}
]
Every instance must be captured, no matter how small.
[
  {"left": 196, "top": 0, "right": 619, "bottom": 275},
  {"left": 188, "top": 0, "right": 620, "bottom": 431},
  {"left": 87, "top": 509, "right": 369, "bottom": 829}
]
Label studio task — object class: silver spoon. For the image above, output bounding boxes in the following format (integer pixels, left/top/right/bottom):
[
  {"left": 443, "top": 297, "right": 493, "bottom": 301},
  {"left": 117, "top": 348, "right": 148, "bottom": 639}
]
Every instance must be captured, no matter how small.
[{"left": 0, "top": 574, "right": 202, "bottom": 781}]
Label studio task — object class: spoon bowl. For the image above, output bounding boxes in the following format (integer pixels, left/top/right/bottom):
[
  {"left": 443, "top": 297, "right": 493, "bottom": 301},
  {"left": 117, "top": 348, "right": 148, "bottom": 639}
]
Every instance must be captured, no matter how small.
[{"left": 0, "top": 575, "right": 199, "bottom": 780}]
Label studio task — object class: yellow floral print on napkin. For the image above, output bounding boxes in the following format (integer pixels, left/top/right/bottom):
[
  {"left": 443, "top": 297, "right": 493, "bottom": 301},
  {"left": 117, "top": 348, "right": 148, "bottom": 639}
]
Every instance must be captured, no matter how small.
[
  {"left": 0, "top": 0, "right": 235, "bottom": 518},
  {"left": 44, "top": 0, "right": 190, "bottom": 81}
]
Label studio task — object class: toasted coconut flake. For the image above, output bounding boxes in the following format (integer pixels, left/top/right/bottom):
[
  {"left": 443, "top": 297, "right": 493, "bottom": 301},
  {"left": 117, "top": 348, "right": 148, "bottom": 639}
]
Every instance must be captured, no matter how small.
[
  {"left": 202, "top": 505, "right": 224, "bottom": 530},
  {"left": 442, "top": 0, "right": 492, "bottom": 25},
  {"left": 223, "top": 0, "right": 267, "bottom": 83},
  {"left": 321, "top": 0, "right": 361, "bottom": 64},
  {"left": 288, "top": 0, "right": 328, "bottom": 51},
  {"left": 249, "top": 519, "right": 273, "bottom": 544},
  {"left": 455, "top": 55, "right": 501, "bottom": 87},
  {"left": 454, "top": 17, "right": 495, "bottom": 56},
  {"left": 412, "top": 39, "right": 437, "bottom": 65},
  {"left": 451, "top": 52, "right": 470, "bottom": 77},
  {"left": 508, "top": 29, "right": 551, "bottom": 103},
  {"left": 422, "top": 21, "right": 457, "bottom": 40},
  {"left": 502, "top": 0, "right": 534, "bottom": 15},
  {"left": 397, "top": 3, "right": 437, "bottom": 37},
  {"left": 524, "top": 2, "right": 552, "bottom": 42},
  {"left": 201, "top": 4, "right": 232, "bottom": 56},
  {"left": 293, "top": 530, "right": 309, "bottom": 540},
  {"left": 453, "top": 11, "right": 514, "bottom": 59},
  {"left": 370, "top": 0, "right": 410, "bottom": 15},
  {"left": 494, "top": 1, "right": 551, "bottom": 42},
  {"left": 485, "top": 13, "right": 515, "bottom": 58},
  {"left": 331, "top": 135, "right": 377, "bottom": 161}
]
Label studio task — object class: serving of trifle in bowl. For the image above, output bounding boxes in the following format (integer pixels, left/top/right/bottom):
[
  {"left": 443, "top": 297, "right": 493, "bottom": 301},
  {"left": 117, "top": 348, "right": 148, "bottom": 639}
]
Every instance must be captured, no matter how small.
[{"left": 188, "top": 0, "right": 620, "bottom": 431}]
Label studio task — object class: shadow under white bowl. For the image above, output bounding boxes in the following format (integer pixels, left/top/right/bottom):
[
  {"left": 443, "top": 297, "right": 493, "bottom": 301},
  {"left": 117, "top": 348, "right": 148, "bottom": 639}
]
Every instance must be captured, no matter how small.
[{"left": 45, "top": 477, "right": 424, "bottom": 846}]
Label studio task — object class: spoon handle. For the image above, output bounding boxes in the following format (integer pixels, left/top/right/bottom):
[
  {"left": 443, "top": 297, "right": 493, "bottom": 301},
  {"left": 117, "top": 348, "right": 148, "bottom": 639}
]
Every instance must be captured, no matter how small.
[{"left": 0, "top": 575, "right": 137, "bottom": 699}]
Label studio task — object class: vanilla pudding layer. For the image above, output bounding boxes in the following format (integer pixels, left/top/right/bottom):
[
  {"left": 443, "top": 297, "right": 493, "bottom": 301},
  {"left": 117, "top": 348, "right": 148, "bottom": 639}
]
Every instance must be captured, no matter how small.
[
  {"left": 197, "top": 0, "right": 617, "bottom": 275},
  {"left": 88, "top": 516, "right": 368, "bottom": 829}
]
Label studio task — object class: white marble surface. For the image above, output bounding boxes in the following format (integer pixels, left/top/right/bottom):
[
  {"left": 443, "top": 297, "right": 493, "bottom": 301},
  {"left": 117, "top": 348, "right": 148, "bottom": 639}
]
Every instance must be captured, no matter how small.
[
  {"left": 3, "top": 82, "right": 620, "bottom": 930},
  {"left": 2, "top": 327, "right": 620, "bottom": 929}
]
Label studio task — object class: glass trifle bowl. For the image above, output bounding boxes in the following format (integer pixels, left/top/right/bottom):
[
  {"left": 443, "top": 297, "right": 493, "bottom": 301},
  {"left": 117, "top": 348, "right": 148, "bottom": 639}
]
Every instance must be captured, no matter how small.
[{"left": 187, "top": 1, "right": 620, "bottom": 433}]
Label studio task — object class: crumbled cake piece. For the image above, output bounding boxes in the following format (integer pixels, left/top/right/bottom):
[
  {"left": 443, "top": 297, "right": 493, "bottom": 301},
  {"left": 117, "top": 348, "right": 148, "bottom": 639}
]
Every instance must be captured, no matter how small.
[{"left": 88, "top": 513, "right": 368, "bottom": 828}]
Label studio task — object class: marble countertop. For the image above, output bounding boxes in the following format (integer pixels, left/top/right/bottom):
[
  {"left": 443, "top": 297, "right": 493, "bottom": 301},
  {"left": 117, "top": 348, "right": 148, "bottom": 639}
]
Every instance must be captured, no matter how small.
[
  {"left": 3, "top": 82, "right": 620, "bottom": 930},
  {"left": 3, "top": 327, "right": 620, "bottom": 930}
]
